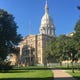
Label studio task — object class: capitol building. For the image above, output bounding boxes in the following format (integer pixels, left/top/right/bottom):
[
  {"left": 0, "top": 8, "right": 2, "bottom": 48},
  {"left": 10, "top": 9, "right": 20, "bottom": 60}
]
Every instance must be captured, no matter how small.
[{"left": 19, "top": 1, "right": 55, "bottom": 66}]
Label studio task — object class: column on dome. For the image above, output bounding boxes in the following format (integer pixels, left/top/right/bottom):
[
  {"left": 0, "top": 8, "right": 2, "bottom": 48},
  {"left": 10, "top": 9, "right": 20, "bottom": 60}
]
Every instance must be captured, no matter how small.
[
  {"left": 49, "top": 28, "right": 51, "bottom": 35},
  {"left": 42, "top": 27, "right": 45, "bottom": 34},
  {"left": 51, "top": 29, "right": 53, "bottom": 35},
  {"left": 47, "top": 27, "right": 48, "bottom": 35},
  {"left": 50, "top": 28, "right": 51, "bottom": 35},
  {"left": 53, "top": 28, "right": 55, "bottom": 36}
]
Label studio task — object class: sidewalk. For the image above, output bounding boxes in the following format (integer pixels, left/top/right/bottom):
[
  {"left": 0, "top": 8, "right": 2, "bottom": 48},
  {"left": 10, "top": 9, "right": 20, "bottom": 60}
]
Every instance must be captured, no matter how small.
[{"left": 52, "top": 69, "right": 76, "bottom": 80}]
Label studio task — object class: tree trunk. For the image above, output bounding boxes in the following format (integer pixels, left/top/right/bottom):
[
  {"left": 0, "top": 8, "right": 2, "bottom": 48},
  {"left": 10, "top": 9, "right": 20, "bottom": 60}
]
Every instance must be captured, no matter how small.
[
  {"left": 72, "top": 61, "right": 75, "bottom": 73},
  {"left": 60, "top": 62, "right": 62, "bottom": 66}
]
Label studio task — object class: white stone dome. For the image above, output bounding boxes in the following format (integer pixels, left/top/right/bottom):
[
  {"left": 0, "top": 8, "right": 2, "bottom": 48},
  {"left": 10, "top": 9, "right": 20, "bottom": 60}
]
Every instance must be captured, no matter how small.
[
  {"left": 40, "top": 13, "right": 54, "bottom": 28},
  {"left": 39, "top": 0, "right": 55, "bottom": 36}
]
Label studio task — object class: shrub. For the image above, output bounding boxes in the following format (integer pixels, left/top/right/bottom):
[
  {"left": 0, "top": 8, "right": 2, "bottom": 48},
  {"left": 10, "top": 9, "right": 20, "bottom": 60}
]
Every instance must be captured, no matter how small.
[{"left": 0, "top": 59, "right": 13, "bottom": 72}]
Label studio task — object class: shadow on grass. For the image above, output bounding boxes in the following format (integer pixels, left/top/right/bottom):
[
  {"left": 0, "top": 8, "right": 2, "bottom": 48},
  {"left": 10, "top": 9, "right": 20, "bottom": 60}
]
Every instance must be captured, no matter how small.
[
  {"left": 0, "top": 70, "right": 31, "bottom": 73},
  {"left": 0, "top": 77, "right": 53, "bottom": 80},
  {"left": 74, "top": 77, "right": 80, "bottom": 80},
  {"left": 54, "top": 77, "right": 80, "bottom": 80},
  {"left": 0, "top": 77, "right": 80, "bottom": 80},
  {"left": 0, "top": 67, "right": 51, "bottom": 73},
  {"left": 14, "top": 67, "right": 51, "bottom": 70}
]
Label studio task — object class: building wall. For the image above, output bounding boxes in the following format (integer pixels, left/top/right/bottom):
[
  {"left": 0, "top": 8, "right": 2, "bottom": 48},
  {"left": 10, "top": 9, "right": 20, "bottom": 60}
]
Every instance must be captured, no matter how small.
[
  {"left": 20, "top": 34, "right": 52, "bottom": 65},
  {"left": 20, "top": 35, "right": 37, "bottom": 66},
  {"left": 37, "top": 34, "right": 43, "bottom": 64}
]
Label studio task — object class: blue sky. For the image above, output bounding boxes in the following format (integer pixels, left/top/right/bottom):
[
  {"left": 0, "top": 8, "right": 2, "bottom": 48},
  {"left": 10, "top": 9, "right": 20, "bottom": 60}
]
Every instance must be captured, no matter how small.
[{"left": 0, "top": 0, "right": 80, "bottom": 37}]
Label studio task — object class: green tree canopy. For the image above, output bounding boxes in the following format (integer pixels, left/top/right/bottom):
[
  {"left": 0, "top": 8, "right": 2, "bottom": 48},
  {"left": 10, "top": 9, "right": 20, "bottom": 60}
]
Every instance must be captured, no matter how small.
[
  {"left": 0, "top": 9, "right": 22, "bottom": 59},
  {"left": 73, "top": 19, "right": 80, "bottom": 60}
]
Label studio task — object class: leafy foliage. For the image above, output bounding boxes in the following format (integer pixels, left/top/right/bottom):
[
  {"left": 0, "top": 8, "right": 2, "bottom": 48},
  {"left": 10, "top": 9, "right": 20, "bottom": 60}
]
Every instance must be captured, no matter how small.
[
  {"left": 0, "top": 9, "right": 22, "bottom": 59},
  {"left": 73, "top": 19, "right": 80, "bottom": 60}
]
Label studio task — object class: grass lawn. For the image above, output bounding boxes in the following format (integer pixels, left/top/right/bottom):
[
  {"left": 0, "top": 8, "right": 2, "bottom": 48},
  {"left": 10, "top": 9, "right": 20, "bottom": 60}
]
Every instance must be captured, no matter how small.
[
  {"left": 0, "top": 66, "right": 53, "bottom": 80},
  {"left": 67, "top": 70, "right": 80, "bottom": 80}
]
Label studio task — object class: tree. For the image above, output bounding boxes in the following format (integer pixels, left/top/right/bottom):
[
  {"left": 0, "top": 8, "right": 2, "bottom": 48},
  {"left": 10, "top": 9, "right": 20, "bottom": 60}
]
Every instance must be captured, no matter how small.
[
  {"left": 72, "top": 20, "right": 80, "bottom": 70},
  {"left": 73, "top": 20, "right": 80, "bottom": 60},
  {"left": 44, "top": 37, "right": 57, "bottom": 65},
  {"left": 55, "top": 35, "right": 68, "bottom": 64},
  {"left": 66, "top": 37, "right": 77, "bottom": 73},
  {"left": 44, "top": 35, "right": 68, "bottom": 64},
  {"left": 0, "top": 9, "right": 22, "bottom": 60},
  {"left": 44, "top": 35, "right": 69, "bottom": 65}
]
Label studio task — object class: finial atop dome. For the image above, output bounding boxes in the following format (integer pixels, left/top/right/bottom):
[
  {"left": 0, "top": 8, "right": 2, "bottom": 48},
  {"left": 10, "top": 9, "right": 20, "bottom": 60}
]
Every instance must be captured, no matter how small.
[{"left": 45, "top": 0, "right": 49, "bottom": 13}]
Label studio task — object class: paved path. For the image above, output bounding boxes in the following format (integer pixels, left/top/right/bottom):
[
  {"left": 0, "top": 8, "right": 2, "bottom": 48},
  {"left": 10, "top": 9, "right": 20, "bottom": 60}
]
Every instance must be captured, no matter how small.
[{"left": 52, "top": 69, "right": 76, "bottom": 80}]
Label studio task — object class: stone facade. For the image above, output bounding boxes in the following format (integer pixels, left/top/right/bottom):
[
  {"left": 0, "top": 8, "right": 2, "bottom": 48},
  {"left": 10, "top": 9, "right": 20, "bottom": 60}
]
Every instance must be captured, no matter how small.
[{"left": 20, "top": 34, "right": 52, "bottom": 65}]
